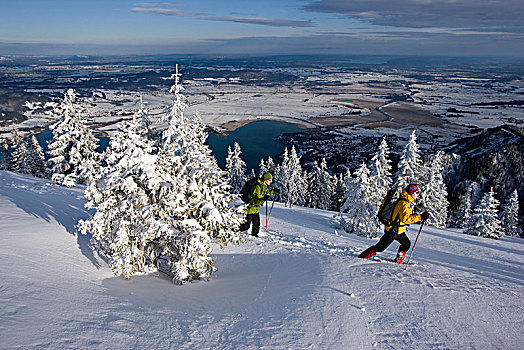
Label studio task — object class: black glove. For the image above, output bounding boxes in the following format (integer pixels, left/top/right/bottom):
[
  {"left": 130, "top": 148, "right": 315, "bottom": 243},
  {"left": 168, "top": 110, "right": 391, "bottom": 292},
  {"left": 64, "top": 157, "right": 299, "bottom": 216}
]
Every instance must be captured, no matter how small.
[
  {"left": 263, "top": 195, "right": 270, "bottom": 201},
  {"left": 421, "top": 211, "right": 430, "bottom": 221},
  {"left": 273, "top": 188, "right": 280, "bottom": 194}
]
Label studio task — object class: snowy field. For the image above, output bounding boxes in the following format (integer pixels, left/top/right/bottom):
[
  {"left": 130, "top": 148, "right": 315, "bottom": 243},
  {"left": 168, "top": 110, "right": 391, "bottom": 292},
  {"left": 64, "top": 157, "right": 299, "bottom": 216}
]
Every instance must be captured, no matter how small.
[
  {"left": 1, "top": 170, "right": 523, "bottom": 349},
  {"left": 4, "top": 59, "right": 523, "bottom": 148}
]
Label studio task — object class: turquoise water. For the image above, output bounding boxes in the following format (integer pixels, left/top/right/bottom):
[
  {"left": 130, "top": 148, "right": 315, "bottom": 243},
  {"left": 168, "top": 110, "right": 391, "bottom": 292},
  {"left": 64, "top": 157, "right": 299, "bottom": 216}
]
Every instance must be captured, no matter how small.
[{"left": 205, "top": 120, "right": 302, "bottom": 172}]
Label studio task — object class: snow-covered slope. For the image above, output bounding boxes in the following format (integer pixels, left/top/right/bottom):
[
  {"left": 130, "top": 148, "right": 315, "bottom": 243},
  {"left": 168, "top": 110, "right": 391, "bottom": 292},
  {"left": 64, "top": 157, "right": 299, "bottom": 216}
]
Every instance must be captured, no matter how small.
[{"left": 1, "top": 170, "right": 523, "bottom": 349}]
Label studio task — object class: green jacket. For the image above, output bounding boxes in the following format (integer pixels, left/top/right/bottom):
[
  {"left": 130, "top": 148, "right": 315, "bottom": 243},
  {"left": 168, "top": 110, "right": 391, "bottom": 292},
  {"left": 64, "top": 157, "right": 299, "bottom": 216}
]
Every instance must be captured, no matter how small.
[{"left": 246, "top": 178, "right": 277, "bottom": 214}]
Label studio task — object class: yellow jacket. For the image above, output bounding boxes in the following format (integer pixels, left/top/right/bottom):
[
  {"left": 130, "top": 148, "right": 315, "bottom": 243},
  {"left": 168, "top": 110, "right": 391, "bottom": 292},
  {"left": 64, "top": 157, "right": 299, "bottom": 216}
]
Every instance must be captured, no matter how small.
[{"left": 385, "top": 191, "right": 422, "bottom": 234}]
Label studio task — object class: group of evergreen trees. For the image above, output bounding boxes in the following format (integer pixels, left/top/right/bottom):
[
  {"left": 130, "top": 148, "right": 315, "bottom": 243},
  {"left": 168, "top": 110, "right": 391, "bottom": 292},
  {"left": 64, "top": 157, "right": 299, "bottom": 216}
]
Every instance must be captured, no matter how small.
[
  {"left": 1, "top": 67, "right": 244, "bottom": 283},
  {"left": 1, "top": 127, "right": 47, "bottom": 177},
  {"left": 1, "top": 89, "right": 101, "bottom": 187},
  {"left": 225, "top": 130, "right": 521, "bottom": 239}
]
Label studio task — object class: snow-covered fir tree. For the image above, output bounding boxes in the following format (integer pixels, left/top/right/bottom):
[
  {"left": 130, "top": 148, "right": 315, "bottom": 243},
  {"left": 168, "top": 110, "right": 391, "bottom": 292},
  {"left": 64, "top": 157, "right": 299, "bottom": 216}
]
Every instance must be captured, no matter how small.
[
  {"left": 47, "top": 89, "right": 101, "bottom": 187},
  {"left": 452, "top": 181, "right": 481, "bottom": 228},
  {"left": 368, "top": 136, "right": 393, "bottom": 219},
  {"left": 153, "top": 66, "right": 244, "bottom": 281},
  {"left": 8, "top": 127, "right": 24, "bottom": 172},
  {"left": 339, "top": 163, "right": 381, "bottom": 237},
  {"left": 10, "top": 128, "right": 30, "bottom": 174},
  {"left": 0, "top": 138, "right": 10, "bottom": 170},
  {"left": 331, "top": 170, "right": 350, "bottom": 212},
  {"left": 273, "top": 149, "right": 288, "bottom": 202},
  {"left": 25, "top": 136, "right": 47, "bottom": 178},
  {"left": 499, "top": 190, "right": 522, "bottom": 237},
  {"left": 277, "top": 146, "right": 307, "bottom": 207},
  {"left": 305, "top": 158, "right": 333, "bottom": 210},
  {"left": 225, "top": 142, "right": 247, "bottom": 193},
  {"left": 135, "top": 96, "right": 155, "bottom": 139},
  {"left": 259, "top": 156, "right": 276, "bottom": 178},
  {"left": 258, "top": 158, "right": 266, "bottom": 177},
  {"left": 79, "top": 113, "right": 159, "bottom": 279},
  {"left": 80, "top": 66, "right": 243, "bottom": 282},
  {"left": 466, "top": 188, "right": 502, "bottom": 239},
  {"left": 417, "top": 151, "right": 449, "bottom": 227},
  {"left": 394, "top": 130, "right": 423, "bottom": 194}
]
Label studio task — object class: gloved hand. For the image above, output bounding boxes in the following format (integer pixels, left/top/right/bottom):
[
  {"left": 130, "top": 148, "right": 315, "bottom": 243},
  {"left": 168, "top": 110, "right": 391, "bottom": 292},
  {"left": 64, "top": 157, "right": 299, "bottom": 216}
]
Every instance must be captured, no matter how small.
[
  {"left": 273, "top": 188, "right": 280, "bottom": 194},
  {"left": 263, "top": 195, "right": 270, "bottom": 201},
  {"left": 421, "top": 211, "right": 430, "bottom": 221}
]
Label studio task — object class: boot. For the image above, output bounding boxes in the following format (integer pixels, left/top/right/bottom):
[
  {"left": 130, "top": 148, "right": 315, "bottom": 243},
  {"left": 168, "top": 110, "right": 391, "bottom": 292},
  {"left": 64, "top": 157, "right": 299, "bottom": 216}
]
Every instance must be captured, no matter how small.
[
  {"left": 395, "top": 250, "right": 407, "bottom": 264},
  {"left": 358, "top": 247, "right": 375, "bottom": 259}
]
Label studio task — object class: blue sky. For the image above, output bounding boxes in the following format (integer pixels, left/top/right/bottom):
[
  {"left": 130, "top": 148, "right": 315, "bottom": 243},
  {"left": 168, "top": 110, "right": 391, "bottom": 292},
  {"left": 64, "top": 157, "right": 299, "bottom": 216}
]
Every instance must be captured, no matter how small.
[{"left": 1, "top": 0, "right": 523, "bottom": 57}]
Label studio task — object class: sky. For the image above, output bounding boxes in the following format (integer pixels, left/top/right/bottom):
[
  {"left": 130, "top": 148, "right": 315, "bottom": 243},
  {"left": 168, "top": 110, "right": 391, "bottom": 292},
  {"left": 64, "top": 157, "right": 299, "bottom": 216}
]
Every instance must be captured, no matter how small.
[{"left": 0, "top": 0, "right": 523, "bottom": 57}]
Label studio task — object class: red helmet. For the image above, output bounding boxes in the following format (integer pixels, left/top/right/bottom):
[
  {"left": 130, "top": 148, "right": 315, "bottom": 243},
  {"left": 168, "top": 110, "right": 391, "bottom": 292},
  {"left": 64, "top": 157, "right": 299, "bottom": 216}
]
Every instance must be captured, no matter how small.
[{"left": 405, "top": 184, "right": 420, "bottom": 195}]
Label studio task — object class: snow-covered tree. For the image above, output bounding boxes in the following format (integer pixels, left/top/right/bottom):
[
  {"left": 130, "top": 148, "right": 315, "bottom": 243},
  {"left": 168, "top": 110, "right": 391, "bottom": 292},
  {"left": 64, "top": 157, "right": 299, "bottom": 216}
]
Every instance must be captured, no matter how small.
[
  {"left": 258, "top": 158, "right": 266, "bottom": 177},
  {"left": 0, "top": 138, "right": 10, "bottom": 170},
  {"left": 80, "top": 66, "right": 243, "bottom": 283},
  {"left": 273, "top": 149, "right": 288, "bottom": 202},
  {"left": 331, "top": 170, "right": 350, "bottom": 212},
  {"left": 499, "top": 190, "right": 522, "bottom": 237},
  {"left": 305, "top": 158, "right": 333, "bottom": 210},
  {"left": 339, "top": 163, "right": 381, "bottom": 237},
  {"left": 394, "top": 130, "right": 423, "bottom": 194},
  {"left": 8, "top": 127, "right": 24, "bottom": 172},
  {"left": 79, "top": 114, "right": 159, "bottom": 278},
  {"left": 466, "top": 188, "right": 502, "bottom": 239},
  {"left": 25, "top": 136, "right": 47, "bottom": 178},
  {"left": 370, "top": 136, "right": 392, "bottom": 196},
  {"left": 135, "top": 96, "right": 155, "bottom": 140},
  {"left": 417, "top": 151, "right": 449, "bottom": 227},
  {"left": 276, "top": 146, "right": 307, "bottom": 207},
  {"left": 259, "top": 156, "right": 276, "bottom": 179},
  {"left": 225, "top": 142, "right": 247, "bottom": 193},
  {"left": 47, "top": 89, "right": 101, "bottom": 187},
  {"left": 368, "top": 136, "right": 393, "bottom": 221},
  {"left": 452, "top": 181, "right": 481, "bottom": 228}
]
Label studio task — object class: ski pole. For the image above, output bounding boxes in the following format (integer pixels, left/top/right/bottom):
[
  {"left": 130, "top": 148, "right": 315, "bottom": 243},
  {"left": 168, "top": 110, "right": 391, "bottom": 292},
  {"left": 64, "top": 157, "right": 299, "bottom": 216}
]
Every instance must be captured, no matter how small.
[
  {"left": 405, "top": 220, "right": 425, "bottom": 268},
  {"left": 269, "top": 197, "right": 275, "bottom": 216},
  {"left": 265, "top": 199, "right": 268, "bottom": 230},
  {"left": 266, "top": 197, "right": 276, "bottom": 230}
]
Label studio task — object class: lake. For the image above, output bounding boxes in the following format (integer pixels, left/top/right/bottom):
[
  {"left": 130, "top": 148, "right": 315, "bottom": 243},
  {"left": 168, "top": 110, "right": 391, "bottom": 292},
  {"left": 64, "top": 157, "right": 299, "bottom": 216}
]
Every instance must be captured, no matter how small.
[
  {"left": 206, "top": 120, "right": 302, "bottom": 173},
  {"left": 31, "top": 119, "right": 301, "bottom": 172}
]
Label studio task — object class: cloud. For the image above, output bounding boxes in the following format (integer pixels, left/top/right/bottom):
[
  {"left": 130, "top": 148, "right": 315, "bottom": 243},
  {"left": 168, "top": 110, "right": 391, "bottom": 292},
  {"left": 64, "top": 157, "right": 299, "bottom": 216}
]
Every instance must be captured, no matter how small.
[
  {"left": 131, "top": 7, "right": 197, "bottom": 17},
  {"left": 304, "top": 0, "right": 524, "bottom": 33},
  {"left": 131, "top": 7, "right": 313, "bottom": 28},
  {"left": 135, "top": 2, "right": 181, "bottom": 7},
  {"left": 201, "top": 16, "right": 312, "bottom": 28}
]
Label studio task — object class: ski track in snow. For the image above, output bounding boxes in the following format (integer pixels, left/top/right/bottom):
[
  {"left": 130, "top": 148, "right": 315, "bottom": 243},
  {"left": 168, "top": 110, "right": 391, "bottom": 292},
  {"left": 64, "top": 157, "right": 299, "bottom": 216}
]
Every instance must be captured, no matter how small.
[{"left": 1, "top": 171, "right": 523, "bottom": 349}]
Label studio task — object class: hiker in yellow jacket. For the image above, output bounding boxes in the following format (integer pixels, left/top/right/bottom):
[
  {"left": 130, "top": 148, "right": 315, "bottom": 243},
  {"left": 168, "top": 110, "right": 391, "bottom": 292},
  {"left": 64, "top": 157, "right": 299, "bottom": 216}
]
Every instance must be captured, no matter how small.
[{"left": 358, "top": 184, "right": 429, "bottom": 263}]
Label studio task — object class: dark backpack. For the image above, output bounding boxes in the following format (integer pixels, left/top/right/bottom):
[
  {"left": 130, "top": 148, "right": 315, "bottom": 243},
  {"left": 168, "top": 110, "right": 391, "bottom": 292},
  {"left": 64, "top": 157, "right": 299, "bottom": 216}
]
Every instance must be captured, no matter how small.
[
  {"left": 376, "top": 189, "right": 408, "bottom": 226},
  {"left": 240, "top": 177, "right": 259, "bottom": 204}
]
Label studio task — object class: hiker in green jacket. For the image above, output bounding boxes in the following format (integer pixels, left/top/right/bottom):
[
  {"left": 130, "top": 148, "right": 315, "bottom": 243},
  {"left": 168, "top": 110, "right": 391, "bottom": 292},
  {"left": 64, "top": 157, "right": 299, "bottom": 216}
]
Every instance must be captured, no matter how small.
[{"left": 239, "top": 172, "right": 279, "bottom": 237}]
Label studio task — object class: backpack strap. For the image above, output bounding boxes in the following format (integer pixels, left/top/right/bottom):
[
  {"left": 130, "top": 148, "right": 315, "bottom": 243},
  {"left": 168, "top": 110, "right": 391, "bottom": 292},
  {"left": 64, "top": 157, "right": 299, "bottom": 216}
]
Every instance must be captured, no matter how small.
[{"left": 392, "top": 198, "right": 410, "bottom": 227}]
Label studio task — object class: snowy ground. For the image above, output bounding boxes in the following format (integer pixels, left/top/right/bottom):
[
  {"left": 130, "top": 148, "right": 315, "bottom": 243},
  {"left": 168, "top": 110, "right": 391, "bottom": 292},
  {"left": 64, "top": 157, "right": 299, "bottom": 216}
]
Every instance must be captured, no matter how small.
[{"left": 1, "top": 170, "right": 523, "bottom": 349}]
